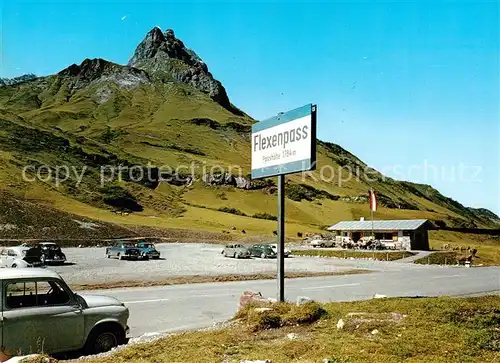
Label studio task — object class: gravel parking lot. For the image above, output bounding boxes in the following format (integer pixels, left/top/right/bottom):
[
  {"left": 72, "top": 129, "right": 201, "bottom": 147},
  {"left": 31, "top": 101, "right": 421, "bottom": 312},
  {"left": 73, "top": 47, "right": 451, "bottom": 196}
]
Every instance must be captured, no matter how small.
[{"left": 49, "top": 243, "right": 429, "bottom": 286}]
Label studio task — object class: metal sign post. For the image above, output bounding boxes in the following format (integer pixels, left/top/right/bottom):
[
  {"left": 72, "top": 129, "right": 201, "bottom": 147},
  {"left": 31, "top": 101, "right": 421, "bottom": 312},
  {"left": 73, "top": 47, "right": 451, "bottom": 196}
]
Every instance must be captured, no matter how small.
[
  {"left": 251, "top": 104, "right": 317, "bottom": 302},
  {"left": 277, "top": 174, "right": 285, "bottom": 302}
]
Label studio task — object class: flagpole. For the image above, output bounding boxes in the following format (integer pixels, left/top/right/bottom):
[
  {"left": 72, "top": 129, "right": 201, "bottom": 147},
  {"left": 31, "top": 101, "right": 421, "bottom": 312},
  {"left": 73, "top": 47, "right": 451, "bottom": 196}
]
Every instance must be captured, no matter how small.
[
  {"left": 370, "top": 190, "right": 374, "bottom": 241},
  {"left": 371, "top": 203, "right": 374, "bottom": 241}
]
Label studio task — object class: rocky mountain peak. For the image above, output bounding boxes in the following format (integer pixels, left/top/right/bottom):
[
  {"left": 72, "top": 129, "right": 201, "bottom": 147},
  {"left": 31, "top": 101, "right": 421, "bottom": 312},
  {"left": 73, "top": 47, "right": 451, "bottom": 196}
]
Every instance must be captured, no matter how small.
[
  {"left": 128, "top": 27, "right": 242, "bottom": 115},
  {"left": 129, "top": 27, "right": 207, "bottom": 72}
]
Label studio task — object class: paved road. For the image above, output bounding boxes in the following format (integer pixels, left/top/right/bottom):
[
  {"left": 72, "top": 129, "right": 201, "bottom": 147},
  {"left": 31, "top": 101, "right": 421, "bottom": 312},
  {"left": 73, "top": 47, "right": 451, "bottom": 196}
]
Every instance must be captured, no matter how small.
[{"left": 80, "top": 265, "right": 500, "bottom": 337}]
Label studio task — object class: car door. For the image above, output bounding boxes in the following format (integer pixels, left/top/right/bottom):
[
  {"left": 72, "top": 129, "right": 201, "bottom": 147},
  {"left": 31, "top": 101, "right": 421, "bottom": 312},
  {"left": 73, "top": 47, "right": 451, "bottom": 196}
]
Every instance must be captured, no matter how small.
[
  {"left": 117, "top": 244, "right": 124, "bottom": 257},
  {"left": 7, "top": 250, "right": 18, "bottom": 267},
  {"left": 248, "top": 246, "right": 256, "bottom": 256},
  {"left": 0, "top": 249, "right": 8, "bottom": 267},
  {"left": 2, "top": 278, "right": 85, "bottom": 355}
]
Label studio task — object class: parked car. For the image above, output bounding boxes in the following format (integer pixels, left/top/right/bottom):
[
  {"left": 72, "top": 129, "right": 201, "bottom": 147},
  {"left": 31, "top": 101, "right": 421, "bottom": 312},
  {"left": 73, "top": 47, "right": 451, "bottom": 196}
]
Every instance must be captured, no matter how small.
[
  {"left": 135, "top": 241, "right": 161, "bottom": 259},
  {"left": 222, "top": 244, "right": 251, "bottom": 259},
  {"left": 35, "top": 242, "right": 67, "bottom": 265},
  {"left": 0, "top": 268, "right": 129, "bottom": 360},
  {"left": 270, "top": 244, "right": 291, "bottom": 257},
  {"left": 0, "top": 246, "right": 43, "bottom": 268},
  {"left": 106, "top": 242, "right": 142, "bottom": 260},
  {"left": 248, "top": 244, "right": 277, "bottom": 258},
  {"left": 309, "top": 239, "right": 335, "bottom": 248}
]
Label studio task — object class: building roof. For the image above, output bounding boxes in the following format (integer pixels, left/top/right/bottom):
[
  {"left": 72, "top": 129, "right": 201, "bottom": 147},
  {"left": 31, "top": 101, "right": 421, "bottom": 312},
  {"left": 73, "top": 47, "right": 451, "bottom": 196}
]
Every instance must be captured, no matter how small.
[
  {"left": 327, "top": 219, "right": 428, "bottom": 232},
  {"left": 0, "top": 268, "right": 62, "bottom": 280}
]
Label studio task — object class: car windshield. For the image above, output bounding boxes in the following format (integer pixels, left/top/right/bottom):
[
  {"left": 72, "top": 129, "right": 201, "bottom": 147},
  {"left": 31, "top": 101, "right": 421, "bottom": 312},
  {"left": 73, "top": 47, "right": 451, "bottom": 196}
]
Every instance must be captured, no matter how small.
[
  {"left": 123, "top": 243, "right": 135, "bottom": 248},
  {"left": 141, "top": 243, "right": 154, "bottom": 248}
]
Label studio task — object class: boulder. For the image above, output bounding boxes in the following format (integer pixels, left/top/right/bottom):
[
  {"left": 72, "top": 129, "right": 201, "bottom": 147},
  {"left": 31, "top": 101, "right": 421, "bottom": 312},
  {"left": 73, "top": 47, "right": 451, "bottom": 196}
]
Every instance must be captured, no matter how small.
[
  {"left": 296, "top": 296, "right": 313, "bottom": 305},
  {"left": 341, "top": 312, "right": 408, "bottom": 332},
  {"left": 254, "top": 307, "right": 273, "bottom": 313},
  {"left": 239, "top": 291, "right": 271, "bottom": 310},
  {"left": 336, "top": 318, "right": 345, "bottom": 330}
]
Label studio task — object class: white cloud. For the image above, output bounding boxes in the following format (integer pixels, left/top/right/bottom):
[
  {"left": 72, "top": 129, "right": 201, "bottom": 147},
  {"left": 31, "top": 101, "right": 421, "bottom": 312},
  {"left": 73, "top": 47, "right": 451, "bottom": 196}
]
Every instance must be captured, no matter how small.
[{"left": 121, "top": 15, "right": 127, "bottom": 21}]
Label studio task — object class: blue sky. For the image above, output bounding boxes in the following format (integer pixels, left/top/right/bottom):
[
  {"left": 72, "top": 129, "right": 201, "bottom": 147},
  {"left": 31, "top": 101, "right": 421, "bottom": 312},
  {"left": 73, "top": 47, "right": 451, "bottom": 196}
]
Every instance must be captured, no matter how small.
[{"left": 1, "top": 0, "right": 499, "bottom": 215}]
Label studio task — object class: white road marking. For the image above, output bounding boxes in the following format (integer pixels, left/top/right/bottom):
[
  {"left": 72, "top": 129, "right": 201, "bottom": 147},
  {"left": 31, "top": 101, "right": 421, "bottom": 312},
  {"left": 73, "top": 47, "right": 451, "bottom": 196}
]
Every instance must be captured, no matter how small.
[
  {"left": 124, "top": 298, "right": 170, "bottom": 304},
  {"left": 432, "top": 275, "right": 462, "bottom": 279},
  {"left": 301, "top": 283, "right": 361, "bottom": 290}
]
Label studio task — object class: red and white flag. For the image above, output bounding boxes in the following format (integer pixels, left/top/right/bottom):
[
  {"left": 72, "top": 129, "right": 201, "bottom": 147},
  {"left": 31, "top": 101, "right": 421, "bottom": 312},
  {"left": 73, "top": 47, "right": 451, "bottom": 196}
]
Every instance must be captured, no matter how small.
[{"left": 369, "top": 190, "right": 377, "bottom": 212}]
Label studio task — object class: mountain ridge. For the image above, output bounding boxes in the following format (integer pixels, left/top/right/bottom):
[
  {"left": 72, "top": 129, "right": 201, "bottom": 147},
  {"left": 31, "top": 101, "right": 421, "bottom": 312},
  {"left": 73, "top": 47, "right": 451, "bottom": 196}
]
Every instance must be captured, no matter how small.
[{"left": 0, "top": 73, "right": 37, "bottom": 87}]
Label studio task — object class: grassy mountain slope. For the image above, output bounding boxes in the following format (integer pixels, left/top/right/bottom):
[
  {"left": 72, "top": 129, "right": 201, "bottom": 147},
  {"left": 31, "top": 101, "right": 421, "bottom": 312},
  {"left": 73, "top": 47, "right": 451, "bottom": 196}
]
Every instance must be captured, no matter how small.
[{"left": 0, "top": 27, "right": 497, "bottom": 240}]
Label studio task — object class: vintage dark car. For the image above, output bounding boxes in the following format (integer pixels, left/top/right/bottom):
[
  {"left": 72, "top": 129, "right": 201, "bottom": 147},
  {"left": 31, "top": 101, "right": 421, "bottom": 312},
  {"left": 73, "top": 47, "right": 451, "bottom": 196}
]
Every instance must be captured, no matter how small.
[
  {"left": 221, "top": 244, "right": 251, "bottom": 259},
  {"left": 135, "top": 241, "right": 161, "bottom": 259},
  {"left": 106, "top": 242, "right": 142, "bottom": 260},
  {"left": 248, "top": 244, "right": 277, "bottom": 259},
  {"left": 35, "top": 242, "right": 67, "bottom": 265}
]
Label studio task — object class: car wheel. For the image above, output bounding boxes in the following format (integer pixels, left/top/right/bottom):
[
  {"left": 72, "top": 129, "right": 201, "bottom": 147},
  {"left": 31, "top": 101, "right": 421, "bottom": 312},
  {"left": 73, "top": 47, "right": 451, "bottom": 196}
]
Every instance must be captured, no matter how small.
[
  {"left": 11, "top": 263, "right": 17, "bottom": 268},
  {"left": 261, "top": 253, "right": 266, "bottom": 259},
  {"left": 118, "top": 253, "right": 123, "bottom": 260},
  {"left": 41, "top": 255, "right": 46, "bottom": 265},
  {"left": 107, "top": 254, "right": 110, "bottom": 259},
  {"left": 234, "top": 252, "right": 238, "bottom": 259},
  {"left": 320, "top": 243, "right": 325, "bottom": 248},
  {"left": 84, "top": 324, "right": 124, "bottom": 355}
]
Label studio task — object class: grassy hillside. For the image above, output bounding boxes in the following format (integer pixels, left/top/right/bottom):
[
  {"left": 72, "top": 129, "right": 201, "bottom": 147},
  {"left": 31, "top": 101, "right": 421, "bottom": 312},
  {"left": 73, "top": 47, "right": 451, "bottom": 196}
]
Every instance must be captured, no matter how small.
[{"left": 0, "top": 27, "right": 498, "bottom": 241}]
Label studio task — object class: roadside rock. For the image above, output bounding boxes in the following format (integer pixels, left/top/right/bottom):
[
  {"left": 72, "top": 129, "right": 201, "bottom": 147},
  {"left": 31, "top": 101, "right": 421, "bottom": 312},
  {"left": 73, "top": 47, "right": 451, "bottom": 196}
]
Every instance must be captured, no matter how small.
[
  {"left": 255, "top": 307, "right": 273, "bottom": 313},
  {"left": 341, "top": 312, "right": 408, "bottom": 332},
  {"left": 336, "top": 318, "right": 345, "bottom": 330},
  {"left": 6, "top": 355, "right": 55, "bottom": 363},
  {"left": 296, "top": 296, "right": 313, "bottom": 305},
  {"left": 239, "top": 291, "right": 271, "bottom": 310}
]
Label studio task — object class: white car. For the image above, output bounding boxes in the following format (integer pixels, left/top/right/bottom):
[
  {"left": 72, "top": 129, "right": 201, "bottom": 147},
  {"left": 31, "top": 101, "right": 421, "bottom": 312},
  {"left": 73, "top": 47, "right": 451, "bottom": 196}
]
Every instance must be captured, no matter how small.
[
  {"left": 0, "top": 246, "right": 43, "bottom": 268},
  {"left": 309, "top": 239, "right": 335, "bottom": 248},
  {"left": 0, "top": 269, "right": 129, "bottom": 360},
  {"left": 270, "top": 244, "right": 291, "bottom": 257}
]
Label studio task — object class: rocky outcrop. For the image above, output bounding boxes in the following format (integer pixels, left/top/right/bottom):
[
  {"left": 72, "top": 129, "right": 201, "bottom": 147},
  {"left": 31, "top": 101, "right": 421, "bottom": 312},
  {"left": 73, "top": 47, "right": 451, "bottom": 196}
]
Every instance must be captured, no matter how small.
[
  {"left": 129, "top": 27, "right": 208, "bottom": 71},
  {"left": 0, "top": 73, "right": 37, "bottom": 87},
  {"left": 467, "top": 207, "right": 500, "bottom": 225},
  {"left": 129, "top": 27, "right": 243, "bottom": 115},
  {"left": 58, "top": 58, "right": 150, "bottom": 90},
  {"left": 202, "top": 173, "right": 273, "bottom": 190}
]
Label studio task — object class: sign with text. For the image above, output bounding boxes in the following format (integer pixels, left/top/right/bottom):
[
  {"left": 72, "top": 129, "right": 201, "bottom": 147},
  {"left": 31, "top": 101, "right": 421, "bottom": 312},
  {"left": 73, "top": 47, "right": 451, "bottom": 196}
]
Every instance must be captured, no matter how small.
[{"left": 251, "top": 104, "right": 316, "bottom": 179}]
